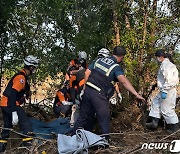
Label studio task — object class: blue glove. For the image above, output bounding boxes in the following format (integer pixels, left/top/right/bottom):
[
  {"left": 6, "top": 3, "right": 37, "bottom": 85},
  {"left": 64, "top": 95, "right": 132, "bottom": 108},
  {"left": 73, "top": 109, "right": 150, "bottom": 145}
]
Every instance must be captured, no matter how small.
[{"left": 161, "top": 92, "right": 167, "bottom": 99}]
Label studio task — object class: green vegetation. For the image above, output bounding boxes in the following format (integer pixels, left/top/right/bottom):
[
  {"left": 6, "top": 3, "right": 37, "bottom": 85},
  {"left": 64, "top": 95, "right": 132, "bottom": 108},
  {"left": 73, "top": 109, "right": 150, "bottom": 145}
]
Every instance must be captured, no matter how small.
[{"left": 0, "top": 0, "right": 179, "bottom": 101}]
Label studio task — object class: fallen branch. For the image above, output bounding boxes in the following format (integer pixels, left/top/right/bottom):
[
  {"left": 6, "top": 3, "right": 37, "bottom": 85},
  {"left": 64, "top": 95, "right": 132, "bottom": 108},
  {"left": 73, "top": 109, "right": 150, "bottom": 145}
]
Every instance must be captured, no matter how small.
[
  {"left": 121, "top": 129, "right": 180, "bottom": 154},
  {"left": 0, "top": 127, "right": 51, "bottom": 142},
  {"left": 100, "top": 130, "right": 162, "bottom": 137},
  {"left": 159, "top": 129, "right": 180, "bottom": 141},
  {"left": 5, "top": 146, "right": 31, "bottom": 154}
]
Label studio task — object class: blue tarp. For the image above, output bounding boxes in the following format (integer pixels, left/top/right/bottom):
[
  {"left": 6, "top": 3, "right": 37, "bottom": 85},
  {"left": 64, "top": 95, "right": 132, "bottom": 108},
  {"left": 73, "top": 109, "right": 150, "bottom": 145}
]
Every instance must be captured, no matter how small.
[{"left": 30, "top": 117, "right": 72, "bottom": 139}]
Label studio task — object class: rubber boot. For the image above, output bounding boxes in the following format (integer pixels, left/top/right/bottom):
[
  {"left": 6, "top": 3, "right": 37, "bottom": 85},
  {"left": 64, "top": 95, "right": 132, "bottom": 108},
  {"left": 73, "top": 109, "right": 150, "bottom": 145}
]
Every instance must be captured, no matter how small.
[
  {"left": 166, "top": 123, "right": 179, "bottom": 134},
  {"left": 146, "top": 117, "right": 159, "bottom": 130},
  {"left": 0, "top": 139, "right": 7, "bottom": 152}
]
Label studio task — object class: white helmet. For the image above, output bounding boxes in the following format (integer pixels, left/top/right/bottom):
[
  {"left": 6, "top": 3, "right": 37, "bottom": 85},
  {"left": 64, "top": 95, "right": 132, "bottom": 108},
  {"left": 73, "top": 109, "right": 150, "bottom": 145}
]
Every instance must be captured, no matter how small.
[
  {"left": 78, "top": 51, "right": 87, "bottom": 60},
  {"left": 24, "top": 55, "right": 39, "bottom": 67},
  {"left": 98, "top": 48, "right": 110, "bottom": 57}
]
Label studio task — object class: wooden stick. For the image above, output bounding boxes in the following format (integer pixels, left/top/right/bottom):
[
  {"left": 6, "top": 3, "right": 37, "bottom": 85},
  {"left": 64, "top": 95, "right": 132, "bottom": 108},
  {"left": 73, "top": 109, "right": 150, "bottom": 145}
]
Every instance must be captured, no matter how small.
[{"left": 0, "top": 127, "right": 51, "bottom": 141}]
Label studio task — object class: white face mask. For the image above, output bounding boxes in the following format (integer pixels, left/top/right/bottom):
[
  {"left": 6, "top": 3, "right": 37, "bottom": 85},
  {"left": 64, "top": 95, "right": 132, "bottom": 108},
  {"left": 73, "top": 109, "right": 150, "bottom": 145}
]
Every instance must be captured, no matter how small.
[
  {"left": 32, "top": 67, "right": 37, "bottom": 73},
  {"left": 157, "top": 57, "right": 162, "bottom": 63}
]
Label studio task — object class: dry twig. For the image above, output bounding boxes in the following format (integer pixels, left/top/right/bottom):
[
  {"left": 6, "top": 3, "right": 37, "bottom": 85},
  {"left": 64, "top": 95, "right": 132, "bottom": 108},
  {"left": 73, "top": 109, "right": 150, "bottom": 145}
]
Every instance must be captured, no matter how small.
[
  {"left": 0, "top": 127, "right": 51, "bottom": 142},
  {"left": 121, "top": 129, "right": 180, "bottom": 154}
]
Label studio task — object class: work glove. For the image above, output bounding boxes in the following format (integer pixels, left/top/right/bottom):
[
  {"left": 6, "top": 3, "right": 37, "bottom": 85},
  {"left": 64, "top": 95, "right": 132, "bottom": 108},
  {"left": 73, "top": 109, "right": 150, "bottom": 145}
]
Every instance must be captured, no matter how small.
[
  {"left": 161, "top": 92, "right": 167, "bottom": 99},
  {"left": 117, "top": 93, "right": 122, "bottom": 102},
  {"left": 79, "top": 89, "right": 84, "bottom": 100},
  {"left": 62, "top": 101, "right": 73, "bottom": 105},
  {"left": 71, "top": 104, "right": 77, "bottom": 112},
  {"left": 109, "top": 96, "right": 118, "bottom": 105},
  {"left": 70, "top": 104, "right": 79, "bottom": 128},
  {"left": 12, "top": 111, "right": 19, "bottom": 125}
]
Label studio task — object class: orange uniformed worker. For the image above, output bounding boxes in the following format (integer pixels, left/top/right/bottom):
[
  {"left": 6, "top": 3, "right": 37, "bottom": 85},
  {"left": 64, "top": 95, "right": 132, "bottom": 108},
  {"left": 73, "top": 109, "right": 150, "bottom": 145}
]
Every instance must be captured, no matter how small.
[
  {"left": 65, "top": 51, "right": 87, "bottom": 86},
  {"left": 73, "top": 59, "right": 86, "bottom": 97},
  {"left": 65, "top": 59, "right": 77, "bottom": 84},
  {"left": 0, "top": 55, "right": 39, "bottom": 152},
  {"left": 53, "top": 83, "right": 73, "bottom": 117},
  {"left": 65, "top": 52, "right": 88, "bottom": 103},
  {"left": 65, "top": 59, "right": 79, "bottom": 103}
]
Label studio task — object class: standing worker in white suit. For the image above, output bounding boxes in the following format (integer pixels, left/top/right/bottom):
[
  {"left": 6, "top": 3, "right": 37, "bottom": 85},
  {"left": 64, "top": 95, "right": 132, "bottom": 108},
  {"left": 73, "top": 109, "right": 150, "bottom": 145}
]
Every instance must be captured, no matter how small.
[{"left": 146, "top": 49, "right": 179, "bottom": 133}]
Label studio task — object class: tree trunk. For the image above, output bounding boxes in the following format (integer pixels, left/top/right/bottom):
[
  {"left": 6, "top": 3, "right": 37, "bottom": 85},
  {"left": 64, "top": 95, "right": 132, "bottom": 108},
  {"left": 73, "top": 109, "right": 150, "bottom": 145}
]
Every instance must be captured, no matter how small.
[
  {"left": 138, "top": 0, "right": 149, "bottom": 72},
  {"left": 137, "top": 0, "right": 150, "bottom": 94},
  {"left": 125, "top": 15, "right": 131, "bottom": 30},
  {"left": 124, "top": 1, "right": 131, "bottom": 30},
  {"left": 75, "top": 0, "right": 81, "bottom": 32},
  {"left": 112, "top": 0, "right": 120, "bottom": 46},
  {"left": 146, "top": 0, "right": 157, "bottom": 79},
  {"left": 150, "top": 0, "right": 157, "bottom": 50},
  {"left": 144, "top": 0, "right": 157, "bottom": 85}
]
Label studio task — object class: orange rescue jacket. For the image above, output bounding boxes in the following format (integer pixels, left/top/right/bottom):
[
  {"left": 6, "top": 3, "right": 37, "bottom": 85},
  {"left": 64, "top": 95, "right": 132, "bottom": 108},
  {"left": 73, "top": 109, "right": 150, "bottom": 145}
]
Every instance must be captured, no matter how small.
[{"left": 0, "top": 69, "right": 30, "bottom": 107}]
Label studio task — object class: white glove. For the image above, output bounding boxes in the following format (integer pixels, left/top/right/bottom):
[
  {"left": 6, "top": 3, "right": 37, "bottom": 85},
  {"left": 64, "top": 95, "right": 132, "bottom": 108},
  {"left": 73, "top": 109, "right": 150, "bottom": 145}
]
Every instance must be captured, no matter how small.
[
  {"left": 70, "top": 104, "right": 80, "bottom": 128},
  {"left": 117, "top": 93, "right": 122, "bottom": 102},
  {"left": 109, "top": 96, "right": 117, "bottom": 105},
  {"left": 62, "top": 101, "right": 73, "bottom": 105},
  {"left": 79, "top": 89, "right": 84, "bottom": 100},
  {"left": 12, "top": 111, "right": 19, "bottom": 125},
  {"left": 70, "top": 105, "right": 77, "bottom": 128},
  {"left": 71, "top": 104, "right": 77, "bottom": 111}
]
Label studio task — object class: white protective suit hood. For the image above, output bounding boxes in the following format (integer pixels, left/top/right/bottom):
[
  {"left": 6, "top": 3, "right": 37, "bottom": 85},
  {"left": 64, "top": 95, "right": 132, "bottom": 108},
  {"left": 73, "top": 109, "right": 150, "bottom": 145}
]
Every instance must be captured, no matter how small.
[{"left": 157, "top": 58, "right": 179, "bottom": 92}]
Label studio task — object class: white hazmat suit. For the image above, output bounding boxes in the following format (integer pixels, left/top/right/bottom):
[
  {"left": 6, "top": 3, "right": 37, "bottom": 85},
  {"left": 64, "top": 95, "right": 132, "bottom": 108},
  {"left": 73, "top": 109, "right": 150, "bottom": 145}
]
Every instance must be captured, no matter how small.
[{"left": 149, "top": 58, "right": 179, "bottom": 124}]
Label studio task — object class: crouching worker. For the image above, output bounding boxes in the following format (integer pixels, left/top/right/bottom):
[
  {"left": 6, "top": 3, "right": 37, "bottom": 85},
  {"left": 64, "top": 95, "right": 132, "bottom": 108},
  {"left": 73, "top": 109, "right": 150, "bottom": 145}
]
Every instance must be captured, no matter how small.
[
  {"left": 0, "top": 55, "right": 39, "bottom": 152},
  {"left": 53, "top": 83, "right": 73, "bottom": 118}
]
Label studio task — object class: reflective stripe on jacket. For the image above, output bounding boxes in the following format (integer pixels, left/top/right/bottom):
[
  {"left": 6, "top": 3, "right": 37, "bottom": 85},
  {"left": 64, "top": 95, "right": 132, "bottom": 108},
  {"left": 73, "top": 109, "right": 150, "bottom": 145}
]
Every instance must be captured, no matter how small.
[{"left": 87, "top": 57, "right": 119, "bottom": 98}]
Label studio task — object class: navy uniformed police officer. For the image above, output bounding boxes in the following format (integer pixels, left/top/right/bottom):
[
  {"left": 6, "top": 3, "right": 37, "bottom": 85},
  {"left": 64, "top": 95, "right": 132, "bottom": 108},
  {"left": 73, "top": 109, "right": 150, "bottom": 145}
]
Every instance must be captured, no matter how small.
[{"left": 72, "top": 46, "right": 145, "bottom": 140}]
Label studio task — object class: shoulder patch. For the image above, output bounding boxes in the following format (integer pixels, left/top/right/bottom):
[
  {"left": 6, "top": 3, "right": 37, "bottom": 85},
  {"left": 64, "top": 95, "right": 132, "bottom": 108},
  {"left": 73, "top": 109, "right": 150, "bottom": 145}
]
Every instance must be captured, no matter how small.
[{"left": 19, "top": 79, "right": 25, "bottom": 84}]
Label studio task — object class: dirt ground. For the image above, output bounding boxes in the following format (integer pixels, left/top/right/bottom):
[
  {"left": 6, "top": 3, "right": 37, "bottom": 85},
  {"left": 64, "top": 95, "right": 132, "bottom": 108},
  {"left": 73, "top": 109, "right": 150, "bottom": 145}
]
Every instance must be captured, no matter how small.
[
  {"left": 0, "top": 90, "right": 180, "bottom": 154},
  {"left": 97, "top": 103, "right": 180, "bottom": 154}
]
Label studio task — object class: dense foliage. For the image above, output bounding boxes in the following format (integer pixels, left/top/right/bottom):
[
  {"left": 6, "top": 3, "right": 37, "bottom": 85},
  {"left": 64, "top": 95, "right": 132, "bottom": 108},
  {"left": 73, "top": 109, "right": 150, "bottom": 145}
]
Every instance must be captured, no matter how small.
[{"left": 0, "top": 0, "right": 179, "bottom": 100}]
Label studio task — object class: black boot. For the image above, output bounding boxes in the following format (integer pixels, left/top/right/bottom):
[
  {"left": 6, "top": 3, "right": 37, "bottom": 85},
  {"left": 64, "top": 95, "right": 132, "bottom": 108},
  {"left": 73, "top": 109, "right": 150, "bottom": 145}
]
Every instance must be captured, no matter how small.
[
  {"left": 0, "top": 140, "right": 7, "bottom": 152},
  {"left": 146, "top": 117, "right": 159, "bottom": 130},
  {"left": 166, "top": 123, "right": 179, "bottom": 134}
]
